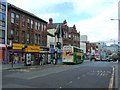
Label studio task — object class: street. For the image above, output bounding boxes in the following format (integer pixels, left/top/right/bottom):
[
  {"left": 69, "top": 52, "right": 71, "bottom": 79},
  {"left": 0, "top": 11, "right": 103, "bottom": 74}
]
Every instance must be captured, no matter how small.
[{"left": 2, "top": 60, "right": 119, "bottom": 89}]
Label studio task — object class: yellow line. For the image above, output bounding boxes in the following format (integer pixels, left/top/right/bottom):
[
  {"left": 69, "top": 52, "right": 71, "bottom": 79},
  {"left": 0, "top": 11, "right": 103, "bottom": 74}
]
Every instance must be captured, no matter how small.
[{"left": 108, "top": 67, "right": 115, "bottom": 90}]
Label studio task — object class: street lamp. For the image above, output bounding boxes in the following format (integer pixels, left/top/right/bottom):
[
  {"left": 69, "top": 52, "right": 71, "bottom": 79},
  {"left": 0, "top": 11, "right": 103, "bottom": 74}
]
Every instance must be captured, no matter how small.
[
  {"left": 9, "top": 35, "right": 14, "bottom": 68},
  {"left": 111, "top": 19, "right": 120, "bottom": 61}
]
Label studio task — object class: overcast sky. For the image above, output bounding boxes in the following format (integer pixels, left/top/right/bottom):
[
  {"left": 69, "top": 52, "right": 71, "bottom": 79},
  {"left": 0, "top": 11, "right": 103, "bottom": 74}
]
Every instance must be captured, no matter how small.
[{"left": 7, "top": 0, "right": 120, "bottom": 44}]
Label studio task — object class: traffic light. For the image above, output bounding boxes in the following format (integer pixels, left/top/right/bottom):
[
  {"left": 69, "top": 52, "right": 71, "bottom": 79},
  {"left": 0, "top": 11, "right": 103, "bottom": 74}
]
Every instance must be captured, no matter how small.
[{"left": 57, "top": 42, "right": 61, "bottom": 49}]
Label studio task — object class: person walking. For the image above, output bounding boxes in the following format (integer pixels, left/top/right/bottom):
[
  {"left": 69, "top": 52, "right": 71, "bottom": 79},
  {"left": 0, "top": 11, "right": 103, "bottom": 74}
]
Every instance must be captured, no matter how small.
[{"left": 39, "top": 55, "right": 43, "bottom": 65}]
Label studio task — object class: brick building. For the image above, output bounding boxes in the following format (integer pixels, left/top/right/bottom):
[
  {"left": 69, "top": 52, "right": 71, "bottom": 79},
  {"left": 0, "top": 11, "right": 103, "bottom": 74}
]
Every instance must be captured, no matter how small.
[
  {"left": 63, "top": 24, "right": 80, "bottom": 47},
  {"left": 47, "top": 18, "right": 80, "bottom": 48},
  {"left": 7, "top": 3, "right": 47, "bottom": 46},
  {"left": 6, "top": 3, "right": 48, "bottom": 64}
]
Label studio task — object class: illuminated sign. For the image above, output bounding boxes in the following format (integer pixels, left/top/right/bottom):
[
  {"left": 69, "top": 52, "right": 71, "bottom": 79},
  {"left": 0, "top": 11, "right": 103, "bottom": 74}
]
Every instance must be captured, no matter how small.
[
  {"left": 24, "top": 45, "right": 43, "bottom": 52},
  {"left": 12, "top": 43, "right": 24, "bottom": 50}
]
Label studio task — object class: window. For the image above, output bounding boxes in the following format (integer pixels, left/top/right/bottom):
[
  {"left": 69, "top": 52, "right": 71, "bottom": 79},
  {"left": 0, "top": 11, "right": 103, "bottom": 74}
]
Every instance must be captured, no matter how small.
[
  {"left": 0, "top": 13, "right": 2, "bottom": 21},
  {"left": 38, "top": 23, "right": 40, "bottom": 30},
  {"left": 16, "top": 30, "right": 18, "bottom": 36},
  {"left": 44, "top": 25, "right": 46, "bottom": 31},
  {"left": 2, "top": 13, "right": 5, "bottom": 21},
  {"left": 41, "top": 24, "right": 43, "bottom": 31},
  {"left": 0, "top": 30, "right": 5, "bottom": 44},
  {"left": 35, "top": 22, "right": 37, "bottom": 30},
  {"left": 2, "top": 4, "right": 6, "bottom": 12},
  {"left": 35, "top": 34, "right": 37, "bottom": 44},
  {"left": 31, "top": 20, "right": 34, "bottom": 29},
  {"left": 2, "top": 22, "right": 5, "bottom": 27},
  {"left": 11, "top": 12, "right": 14, "bottom": 23},
  {"left": 22, "top": 31, "right": 25, "bottom": 43},
  {"left": 22, "top": 16, "right": 25, "bottom": 27},
  {"left": 16, "top": 14, "right": 19, "bottom": 25},
  {"left": 11, "top": 29, "right": 14, "bottom": 36},
  {"left": 38, "top": 35, "right": 40, "bottom": 44},
  {"left": 27, "top": 33, "right": 30, "bottom": 43},
  {"left": 30, "top": 34, "right": 34, "bottom": 44},
  {"left": 27, "top": 18, "right": 30, "bottom": 28}
]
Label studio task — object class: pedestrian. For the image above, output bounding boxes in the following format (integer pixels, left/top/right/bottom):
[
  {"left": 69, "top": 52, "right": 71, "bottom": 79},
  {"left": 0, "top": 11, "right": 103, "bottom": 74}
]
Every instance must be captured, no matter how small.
[
  {"left": 51, "top": 59, "right": 53, "bottom": 64},
  {"left": 39, "top": 55, "right": 43, "bottom": 65}
]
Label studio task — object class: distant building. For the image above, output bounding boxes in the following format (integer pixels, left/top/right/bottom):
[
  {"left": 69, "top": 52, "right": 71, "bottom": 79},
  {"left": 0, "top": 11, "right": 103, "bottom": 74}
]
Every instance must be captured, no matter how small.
[
  {"left": 80, "top": 35, "right": 88, "bottom": 42},
  {"left": 0, "top": 0, "right": 7, "bottom": 62},
  {"left": 47, "top": 18, "right": 80, "bottom": 63},
  {"left": 104, "top": 44, "right": 118, "bottom": 53},
  {"left": 80, "top": 35, "right": 88, "bottom": 53}
]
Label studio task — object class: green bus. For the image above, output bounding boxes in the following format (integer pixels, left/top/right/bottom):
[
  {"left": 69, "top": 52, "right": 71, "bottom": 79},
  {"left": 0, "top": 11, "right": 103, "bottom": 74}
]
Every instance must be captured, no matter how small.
[{"left": 62, "top": 46, "right": 84, "bottom": 64}]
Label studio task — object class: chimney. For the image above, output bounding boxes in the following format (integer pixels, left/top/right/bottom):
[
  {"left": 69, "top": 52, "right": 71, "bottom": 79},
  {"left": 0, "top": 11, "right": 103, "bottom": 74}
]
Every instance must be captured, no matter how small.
[
  {"left": 73, "top": 24, "right": 76, "bottom": 30},
  {"left": 49, "top": 18, "right": 53, "bottom": 24}
]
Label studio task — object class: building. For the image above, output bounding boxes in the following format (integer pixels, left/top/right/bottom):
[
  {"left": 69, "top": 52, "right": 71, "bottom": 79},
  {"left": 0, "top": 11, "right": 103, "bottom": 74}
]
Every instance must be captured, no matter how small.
[
  {"left": 80, "top": 35, "right": 88, "bottom": 54},
  {"left": 63, "top": 21, "right": 80, "bottom": 47},
  {"left": 5, "top": 3, "right": 48, "bottom": 64},
  {"left": 47, "top": 18, "right": 64, "bottom": 63},
  {"left": 103, "top": 44, "right": 118, "bottom": 53},
  {"left": 47, "top": 18, "right": 80, "bottom": 63},
  {"left": 0, "top": 0, "right": 7, "bottom": 62},
  {"left": 80, "top": 35, "right": 88, "bottom": 42}
]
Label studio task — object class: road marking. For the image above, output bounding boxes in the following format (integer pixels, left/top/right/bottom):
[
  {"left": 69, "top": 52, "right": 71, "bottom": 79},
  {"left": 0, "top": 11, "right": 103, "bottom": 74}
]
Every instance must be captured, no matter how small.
[
  {"left": 77, "top": 77, "right": 80, "bottom": 79},
  {"left": 68, "top": 81, "right": 72, "bottom": 84},
  {"left": 56, "top": 86, "right": 62, "bottom": 90},
  {"left": 108, "top": 66, "right": 115, "bottom": 90}
]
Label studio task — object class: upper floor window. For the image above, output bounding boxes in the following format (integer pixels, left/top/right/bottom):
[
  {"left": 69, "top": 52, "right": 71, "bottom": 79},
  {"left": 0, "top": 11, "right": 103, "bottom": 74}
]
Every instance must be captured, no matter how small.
[
  {"left": 16, "top": 29, "right": 18, "bottom": 36},
  {"left": 44, "top": 25, "right": 46, "bottom": 31},
  {"left": 16, "top": 14, "right": 19, "bottom": 25},
  {"left": 38, "top": 22, "right": 40, "bottom": 30},
  {"left": 38, "top": 35, "right": 40, "bottom": 44},
  {"left": 35, "top": 22, "right": 38, "bottom": 30},
  {"left": 2, "top": 4, "right": 6, "bottom": 12},
  {"left": 0, "top": 30, "right": 5, "bottom": 44},
  {"left": 41, "top": 24, "right": 43, "bottom": 31},
  {"left": 27, "top": 18, "right": 30, "bottom": 28},
  {"left": 11, "top": 12, "right": 14, "bottom": 23},
  {"left": 10, "top": 29, "right": 14, "bottom": 36},
  {"left": 35, "top": 34, "right": 37, "bottom": 44},
  {"left": 31, "top": 20, "right": 34, "bottom": 29},
  {"left": 27, "top": 33, "right": 30, "bottom": 43},
  {"left": 2, "top": 13, "right": 5, "bottom": 21},
  {"left": 22, "top": 15, "right": 25, "bottom": 27}
]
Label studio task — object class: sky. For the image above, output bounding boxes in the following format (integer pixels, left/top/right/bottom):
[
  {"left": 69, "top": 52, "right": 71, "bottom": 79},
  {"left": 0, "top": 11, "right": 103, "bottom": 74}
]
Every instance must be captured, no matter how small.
[{"left": 7, "top": 0, "right": 120, "bottom": 45}]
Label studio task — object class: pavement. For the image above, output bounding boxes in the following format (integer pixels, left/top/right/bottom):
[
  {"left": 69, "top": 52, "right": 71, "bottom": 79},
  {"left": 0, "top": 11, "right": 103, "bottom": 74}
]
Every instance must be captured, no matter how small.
[
  {"left": 1, "top": 63, "right": 62, "bottom": 70},
  {"left": 1, "top": 60, "right": 90, "bottom": 70}
]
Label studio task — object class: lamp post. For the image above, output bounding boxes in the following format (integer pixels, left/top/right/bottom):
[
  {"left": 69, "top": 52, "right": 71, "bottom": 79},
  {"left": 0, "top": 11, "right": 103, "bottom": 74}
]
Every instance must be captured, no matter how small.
[
  {"left": 111, "top": 19, "right": 120, "bottom": 61},
  {"left": 9, "top": 35, "right": 14, "bottom": 68}
]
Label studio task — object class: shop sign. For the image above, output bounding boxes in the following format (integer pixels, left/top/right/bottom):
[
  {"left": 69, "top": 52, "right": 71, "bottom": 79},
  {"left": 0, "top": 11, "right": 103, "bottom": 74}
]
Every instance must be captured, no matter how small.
[
  {"left": 50, "top": 48, "right": 55, "bottom": 53},
  {"left": 12, "top": 43, "right": 24, "bottom": 50},
  {"left": 25, "top": 45, "right": 43, "bottom": 52}
]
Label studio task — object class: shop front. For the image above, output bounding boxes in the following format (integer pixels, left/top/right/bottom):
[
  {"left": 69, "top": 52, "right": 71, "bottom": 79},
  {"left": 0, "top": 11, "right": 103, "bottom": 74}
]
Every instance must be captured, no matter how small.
[
  {"left": 7, "top": 43, "right": 24, "bottom": 64},
  {"left": 23, "top": 45, "right": 42, "bottom": 66}
]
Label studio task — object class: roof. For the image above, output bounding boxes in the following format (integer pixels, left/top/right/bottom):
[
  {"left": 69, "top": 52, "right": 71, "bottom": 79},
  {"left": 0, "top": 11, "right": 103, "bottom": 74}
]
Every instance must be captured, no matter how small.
[
  {"left": 47, "top": 23, "right": 63, "bottom": 29},
  {"left": 8, "top": 3, "right": 47, "bottom": 24}
]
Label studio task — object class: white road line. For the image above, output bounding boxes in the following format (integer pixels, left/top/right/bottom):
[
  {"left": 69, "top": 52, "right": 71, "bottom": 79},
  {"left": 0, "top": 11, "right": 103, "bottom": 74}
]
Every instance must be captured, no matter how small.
[
  {"left": 115, "top": 65, "right": 118, "bottom": 88},
  {"left": 77, "top": 77, "right": 80, "bottom": 79},
  {"left": 108, "top": 66, "right": 115, "bottom": 90}
]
